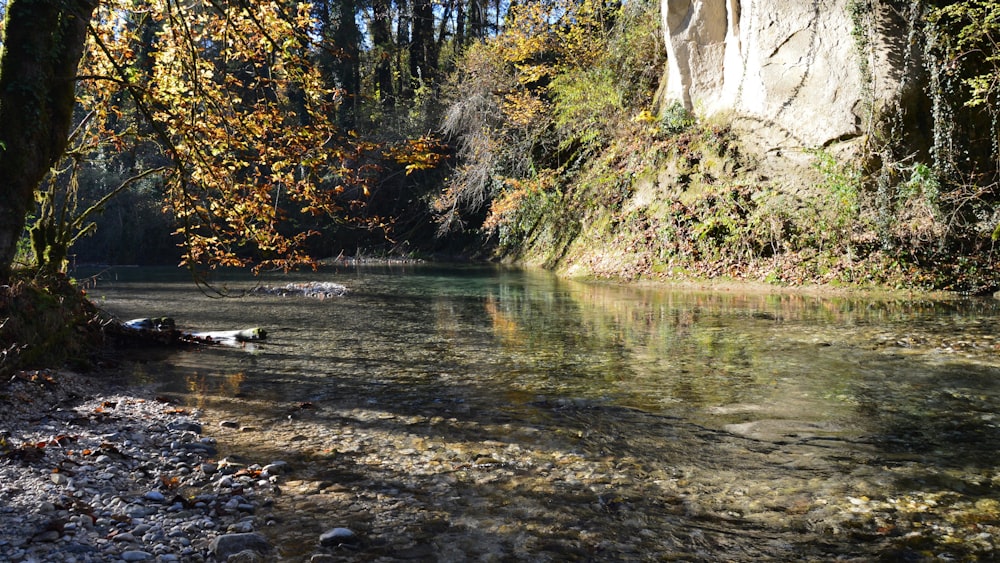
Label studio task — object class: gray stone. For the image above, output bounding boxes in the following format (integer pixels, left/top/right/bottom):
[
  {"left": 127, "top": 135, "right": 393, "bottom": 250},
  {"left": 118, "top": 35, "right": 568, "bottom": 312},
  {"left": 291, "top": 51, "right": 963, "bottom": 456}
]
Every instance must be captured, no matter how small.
[
  {"left": 167, "top": 421, "right": 203, "bottom": 433},
  {"left": 180, "top": 442, "right": 217, "bottom": 455},
  {"left": 262, "top": 460, "right": 290, "bottom": 475},
  {"left": 319, "top": 527, "right": 358, "bottom": 547},
  {"left": 225, "top": 550, "right": 267, "bottom": 562},
  {"left": 209, "top": 532, "right": 271, "bottom": 560},
  {"left": 120, "top": 550, "right": 152, "bottom": 561}
]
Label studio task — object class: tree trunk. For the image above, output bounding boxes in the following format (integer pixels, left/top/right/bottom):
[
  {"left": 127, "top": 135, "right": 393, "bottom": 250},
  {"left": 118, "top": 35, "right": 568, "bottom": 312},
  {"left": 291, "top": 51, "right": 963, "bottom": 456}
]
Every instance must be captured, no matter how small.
[
  {"left": 396, "top": 0, "right": 412, "bottom": 100},
  {"left": 371, "top": 0, "right": 395, "bottom": 111},
  {"left": 332, "top": 0, "right": 361, "bottom": 127},
  {"left": 409, "top": 0, "right": 434, "bottom": 88},
  {"left": 0, "top": 0, "right": 98, "bottom": 280}
]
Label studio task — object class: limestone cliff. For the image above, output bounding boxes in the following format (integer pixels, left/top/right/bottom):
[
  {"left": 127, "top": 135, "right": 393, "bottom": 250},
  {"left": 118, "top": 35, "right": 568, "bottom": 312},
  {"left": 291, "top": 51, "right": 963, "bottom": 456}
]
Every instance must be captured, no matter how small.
[{"left": 659, "top": 0, "right": 925, "bottom": 162}]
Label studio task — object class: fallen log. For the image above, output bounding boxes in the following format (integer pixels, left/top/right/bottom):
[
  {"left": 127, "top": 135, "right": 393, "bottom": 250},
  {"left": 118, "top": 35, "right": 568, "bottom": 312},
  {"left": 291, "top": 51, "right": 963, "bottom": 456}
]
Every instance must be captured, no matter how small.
[
  {"left": 120, "top": 318, "right": 267, "bottom": 348},
  {"left": 183, "top": 327, "right": 267, "bottom": 345}
]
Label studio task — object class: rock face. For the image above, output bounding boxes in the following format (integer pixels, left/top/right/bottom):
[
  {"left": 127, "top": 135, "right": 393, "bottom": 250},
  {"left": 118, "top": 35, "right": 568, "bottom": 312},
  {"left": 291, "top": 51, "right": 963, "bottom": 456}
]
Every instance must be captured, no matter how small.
[{"left": 660, "top": 0, "right": 920, "bottom": 155}]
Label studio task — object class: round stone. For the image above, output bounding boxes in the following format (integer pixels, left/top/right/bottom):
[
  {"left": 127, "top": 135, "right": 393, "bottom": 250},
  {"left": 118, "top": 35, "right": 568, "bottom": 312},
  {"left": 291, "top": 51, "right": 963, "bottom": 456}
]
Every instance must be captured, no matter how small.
[{"left": 319, "top": 527, "right": 358, "bottom": 547}]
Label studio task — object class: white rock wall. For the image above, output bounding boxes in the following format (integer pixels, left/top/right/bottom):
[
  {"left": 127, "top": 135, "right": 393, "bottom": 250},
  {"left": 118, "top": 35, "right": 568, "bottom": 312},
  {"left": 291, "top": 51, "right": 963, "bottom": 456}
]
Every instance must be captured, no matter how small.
[{"left": 662, "top": 0, "right": 883, "bottom": 151}]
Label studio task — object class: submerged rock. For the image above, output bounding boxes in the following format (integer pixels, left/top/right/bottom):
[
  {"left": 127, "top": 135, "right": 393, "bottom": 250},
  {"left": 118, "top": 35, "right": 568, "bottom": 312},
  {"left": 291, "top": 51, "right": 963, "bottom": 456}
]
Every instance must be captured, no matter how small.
[{"left": 250, "top": 282, "right": 347, "bottom": 299}]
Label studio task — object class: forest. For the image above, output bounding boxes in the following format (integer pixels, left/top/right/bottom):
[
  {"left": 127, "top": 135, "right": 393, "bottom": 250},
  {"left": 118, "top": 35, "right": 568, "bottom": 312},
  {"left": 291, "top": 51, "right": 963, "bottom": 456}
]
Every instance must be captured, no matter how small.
[{"left": 0, "top": 0, "right": 999, "bottom": 288}]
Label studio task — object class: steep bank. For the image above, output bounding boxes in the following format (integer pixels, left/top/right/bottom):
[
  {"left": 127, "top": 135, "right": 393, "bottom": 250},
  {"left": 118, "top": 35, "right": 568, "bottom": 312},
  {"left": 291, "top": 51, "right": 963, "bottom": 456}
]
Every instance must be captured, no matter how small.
[{"left": 457, "top": 0, "right": 1000, "bottom": 292}]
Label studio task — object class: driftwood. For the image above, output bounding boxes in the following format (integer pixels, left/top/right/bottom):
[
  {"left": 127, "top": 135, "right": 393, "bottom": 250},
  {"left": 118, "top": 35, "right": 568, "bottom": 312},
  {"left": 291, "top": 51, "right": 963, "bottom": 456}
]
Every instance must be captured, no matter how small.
[{"left": 119, "top": 318, "right": 267, "bottom": 348}]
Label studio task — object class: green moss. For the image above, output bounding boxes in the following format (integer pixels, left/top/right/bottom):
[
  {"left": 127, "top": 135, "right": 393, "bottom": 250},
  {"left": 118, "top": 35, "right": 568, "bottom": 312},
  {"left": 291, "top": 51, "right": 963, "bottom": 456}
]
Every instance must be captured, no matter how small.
[{"left": 0, "top": 272, "right": 106, "bottom": 376}]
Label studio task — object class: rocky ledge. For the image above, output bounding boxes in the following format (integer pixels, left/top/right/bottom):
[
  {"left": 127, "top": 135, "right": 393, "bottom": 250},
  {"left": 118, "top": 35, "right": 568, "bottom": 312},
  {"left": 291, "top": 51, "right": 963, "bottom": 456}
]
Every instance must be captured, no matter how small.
[{"left": 0, "top": 370, "right": 346, "bottom": 562}]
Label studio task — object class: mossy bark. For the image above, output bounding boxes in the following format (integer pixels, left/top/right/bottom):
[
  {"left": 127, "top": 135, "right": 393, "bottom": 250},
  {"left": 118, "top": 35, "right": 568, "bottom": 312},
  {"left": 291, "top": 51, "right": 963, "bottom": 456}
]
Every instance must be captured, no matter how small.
[{"left": 0, "top": 0, "right": 98, "bottom": 280}]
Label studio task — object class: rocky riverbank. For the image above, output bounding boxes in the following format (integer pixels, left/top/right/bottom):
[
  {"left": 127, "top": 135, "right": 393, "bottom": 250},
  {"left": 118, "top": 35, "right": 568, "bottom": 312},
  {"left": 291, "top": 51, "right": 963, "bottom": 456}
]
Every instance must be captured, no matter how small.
[
  {"left": 0, "top": 370, "right": 349, "bottom": 562},
  {"left": 6, "top": 337, "right": 1000, "bottom": 561}
]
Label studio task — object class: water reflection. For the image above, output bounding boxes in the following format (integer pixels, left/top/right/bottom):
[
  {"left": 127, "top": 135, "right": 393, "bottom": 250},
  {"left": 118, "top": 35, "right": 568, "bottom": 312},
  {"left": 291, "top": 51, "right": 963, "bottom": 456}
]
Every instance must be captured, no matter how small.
[
  {"left": 87, "top": 263, "right": 1000, "bottom": 446},
  {"left": 87, "top": 265, "right": 1000, "bottom": 560}
]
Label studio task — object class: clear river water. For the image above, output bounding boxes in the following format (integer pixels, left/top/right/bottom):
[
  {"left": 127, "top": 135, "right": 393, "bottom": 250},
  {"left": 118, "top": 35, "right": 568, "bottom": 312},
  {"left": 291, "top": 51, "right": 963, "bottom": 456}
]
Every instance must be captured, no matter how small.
[{"left": 85, "top": 264, "right": 1000, "bottom": 561}]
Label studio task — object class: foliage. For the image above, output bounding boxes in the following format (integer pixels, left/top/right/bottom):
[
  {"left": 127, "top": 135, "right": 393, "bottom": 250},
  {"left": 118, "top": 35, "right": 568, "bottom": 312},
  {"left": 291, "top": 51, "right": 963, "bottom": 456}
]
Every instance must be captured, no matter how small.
[
  {"left": 550, "top": 66, "right": 622, "bottom": 151},
  {"left": 927, "top": 1, "right": 1000, "bottom": 109},
  {"left": 5, "top": 0, "right": 1000, "bottom": 293},
  {"left": 438, "top": 0, "right": 664, "bottom": 237},
  {"left": 2, "top": 0, "right": 496, "bottom": 276},
  {"left": 809, "top": 149, "right": 862, "bottom": 245},
  {"left": 659, "top": 102, "right": 697, "bottom": 135},
  {"left": 77, "top": 0, "right": 384, "bottom": 273},
  {"left": 925, "top": 0, "right": 1000, "bottom": 241}
]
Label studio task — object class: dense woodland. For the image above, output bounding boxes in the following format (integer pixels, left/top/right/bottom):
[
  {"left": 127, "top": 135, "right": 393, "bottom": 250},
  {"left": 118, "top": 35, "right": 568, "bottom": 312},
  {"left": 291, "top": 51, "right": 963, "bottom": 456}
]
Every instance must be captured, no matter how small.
[{"left": 0, "top": 0, "right": 999, "bottom": 289}]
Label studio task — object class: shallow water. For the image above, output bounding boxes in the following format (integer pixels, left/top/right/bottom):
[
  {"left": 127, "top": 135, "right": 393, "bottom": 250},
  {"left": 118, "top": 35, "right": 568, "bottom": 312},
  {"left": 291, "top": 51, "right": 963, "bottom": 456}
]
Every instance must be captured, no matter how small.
[{"left": 87, "top": 264, "right": 1000, "bottom": 560}]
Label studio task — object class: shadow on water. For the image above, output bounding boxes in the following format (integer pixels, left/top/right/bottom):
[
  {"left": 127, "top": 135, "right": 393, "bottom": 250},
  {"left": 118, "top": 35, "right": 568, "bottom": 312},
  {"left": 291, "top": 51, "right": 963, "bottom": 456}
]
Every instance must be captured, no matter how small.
[{"left": 88, "top": 265, "right": 1000, "bottom": 561}]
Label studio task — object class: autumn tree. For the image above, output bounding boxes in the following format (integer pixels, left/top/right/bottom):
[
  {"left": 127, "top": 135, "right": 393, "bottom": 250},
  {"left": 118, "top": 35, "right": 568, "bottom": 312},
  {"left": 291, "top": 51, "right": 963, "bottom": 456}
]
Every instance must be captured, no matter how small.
[
  {"left": 1, "top": 0, "right": 498, "bottom": 279},
  {"left": 2, "top": 0, "right": 397, "bottom": 278},
  {"left": 436, "top": 0, "right": 656, "bottom": 237}
]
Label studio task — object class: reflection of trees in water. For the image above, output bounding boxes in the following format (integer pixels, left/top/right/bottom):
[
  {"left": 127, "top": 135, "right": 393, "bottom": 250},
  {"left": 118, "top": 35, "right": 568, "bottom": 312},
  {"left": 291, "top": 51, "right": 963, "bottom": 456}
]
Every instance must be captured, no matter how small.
[
  {"left": 184, "top": 371, "right": 246, "bottom": 409},
  {"left": 105, "top": 267, "right": 1000, "bottom": 560}
]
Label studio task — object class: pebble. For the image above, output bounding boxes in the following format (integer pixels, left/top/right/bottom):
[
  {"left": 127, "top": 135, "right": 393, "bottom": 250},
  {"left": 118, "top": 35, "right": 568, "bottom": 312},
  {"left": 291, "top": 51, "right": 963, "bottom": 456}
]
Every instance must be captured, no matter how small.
[{"left": 0, "top": 374, "right": 284, "bottom": 563}]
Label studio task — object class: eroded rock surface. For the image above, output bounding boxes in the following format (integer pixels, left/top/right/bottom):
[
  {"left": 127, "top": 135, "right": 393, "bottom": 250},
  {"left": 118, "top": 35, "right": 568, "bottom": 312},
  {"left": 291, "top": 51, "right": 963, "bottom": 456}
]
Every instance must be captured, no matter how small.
[{"left": 661, "top": 0, "right": 922, "bottom": 155}]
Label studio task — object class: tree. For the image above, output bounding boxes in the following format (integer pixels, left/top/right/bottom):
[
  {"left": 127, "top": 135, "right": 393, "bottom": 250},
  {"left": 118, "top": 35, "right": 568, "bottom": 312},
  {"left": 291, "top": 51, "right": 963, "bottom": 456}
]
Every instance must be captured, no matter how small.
[
  {"left": 315, "top": 0, "right": 362, "bottom": 126},
  {"left": 435, "top": 0, "right": 625, "bottom": 235},
  {"left": 0, "top": 0, "right": 395, "bottom": 279},
  {"left": 409, "top": 0, "right": 436, "bottom": 88},
  {"left": 0, "top": 0, "right": 99, "bottom": 280},
  {"left": 1, "top": 0, "right": 475, "bottom": 281},
  {"left": 370, "top": 0, "right": 395, "bottom": 111}
]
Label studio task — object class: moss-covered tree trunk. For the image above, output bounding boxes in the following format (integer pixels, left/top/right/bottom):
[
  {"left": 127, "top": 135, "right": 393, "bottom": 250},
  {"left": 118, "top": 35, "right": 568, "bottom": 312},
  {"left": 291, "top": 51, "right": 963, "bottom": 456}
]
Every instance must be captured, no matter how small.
[{"left": 0, "top": 0, "right": 98, "bottom": 281}]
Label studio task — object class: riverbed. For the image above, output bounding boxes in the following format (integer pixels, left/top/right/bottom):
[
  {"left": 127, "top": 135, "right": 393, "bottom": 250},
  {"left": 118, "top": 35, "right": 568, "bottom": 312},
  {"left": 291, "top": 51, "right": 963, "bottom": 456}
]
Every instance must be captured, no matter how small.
[{"left": 86, "top": 264, "right": 1000, "bottom": 561}]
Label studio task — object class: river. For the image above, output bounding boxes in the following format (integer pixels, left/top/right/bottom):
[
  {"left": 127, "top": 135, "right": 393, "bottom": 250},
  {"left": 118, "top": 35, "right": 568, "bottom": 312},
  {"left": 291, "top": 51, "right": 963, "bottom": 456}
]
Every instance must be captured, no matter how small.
[{"left": 85, "top": 264, "right": 1000, "bottom": 561}]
